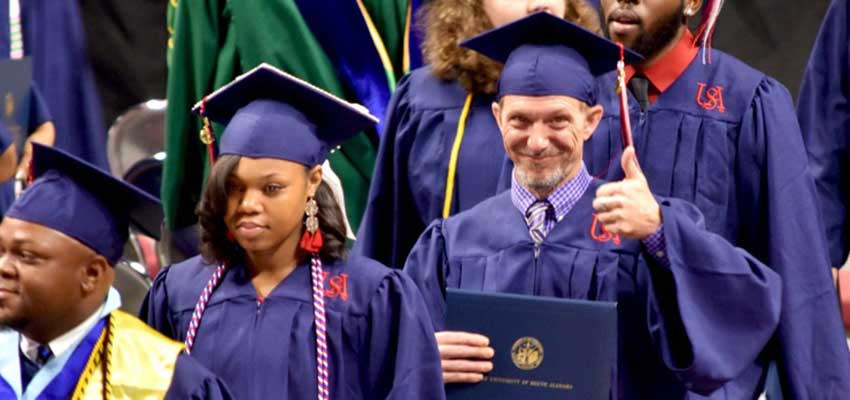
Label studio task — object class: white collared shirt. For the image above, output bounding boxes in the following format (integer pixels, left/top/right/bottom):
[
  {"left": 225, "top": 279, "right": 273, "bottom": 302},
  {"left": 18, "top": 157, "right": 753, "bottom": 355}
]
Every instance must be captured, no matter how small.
[
  {"left": 19, "top": 301, "right": 106, "bottom": 363},
  {"left": 0, "top": 287, "right": 121, "bottom": 398}
]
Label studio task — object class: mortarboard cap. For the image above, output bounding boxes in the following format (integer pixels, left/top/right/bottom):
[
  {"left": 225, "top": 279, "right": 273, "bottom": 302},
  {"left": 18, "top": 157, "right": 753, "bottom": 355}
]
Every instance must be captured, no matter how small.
[
  {"left": 461, "top": 12, "right": 642, "bottom": 104},
  {"left": 192, "top": 63, "right": 378, "bottom": 166},
  {"left": 6, "top": 143, "right": 162, "bottom": 265}
]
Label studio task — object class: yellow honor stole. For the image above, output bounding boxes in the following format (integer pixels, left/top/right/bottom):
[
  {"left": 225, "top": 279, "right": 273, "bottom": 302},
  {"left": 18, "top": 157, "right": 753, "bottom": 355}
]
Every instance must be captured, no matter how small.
[{"left": 72, "top": 310, "right": 184, "bottom": 399}]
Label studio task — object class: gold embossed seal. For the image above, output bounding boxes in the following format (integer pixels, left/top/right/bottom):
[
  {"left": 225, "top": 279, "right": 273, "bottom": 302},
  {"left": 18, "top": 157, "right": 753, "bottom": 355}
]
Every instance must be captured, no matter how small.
[{"left": 511, "top": 337, "right": 544, "bottom": 370}]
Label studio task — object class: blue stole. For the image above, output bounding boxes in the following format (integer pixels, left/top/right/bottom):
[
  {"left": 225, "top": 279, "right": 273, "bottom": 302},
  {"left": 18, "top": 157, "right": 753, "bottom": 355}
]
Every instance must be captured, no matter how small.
[
  {"left": 294, "top": 0, "right": 394, "bottom": 135},
  {"left": 0, "top": 319, "right": 105, "bottom": 399}
]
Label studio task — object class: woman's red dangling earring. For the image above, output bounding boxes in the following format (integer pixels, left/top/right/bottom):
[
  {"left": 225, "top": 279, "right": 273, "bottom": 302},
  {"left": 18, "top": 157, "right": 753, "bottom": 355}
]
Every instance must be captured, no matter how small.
[{"left": 299, "top": 197, "right": 323, "bottom": 253}]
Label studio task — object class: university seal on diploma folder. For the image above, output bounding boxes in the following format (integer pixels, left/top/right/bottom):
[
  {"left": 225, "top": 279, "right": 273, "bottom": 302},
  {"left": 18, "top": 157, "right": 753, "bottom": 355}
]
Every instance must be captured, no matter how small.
[{"left": 511, "top": 337, "right": 543, "bottom": 370}]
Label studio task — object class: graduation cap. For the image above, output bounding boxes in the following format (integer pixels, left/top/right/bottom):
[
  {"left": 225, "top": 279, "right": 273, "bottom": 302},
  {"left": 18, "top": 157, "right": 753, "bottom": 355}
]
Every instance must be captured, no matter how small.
[
  {"left": 192, "top": 63, "right": 378, "bottom": 166},
  {"left": 5, "top": 143, "right": 162, "bottom": 265},
  {"left": 461, "top": 12, "right": 643, "bottom": 104}
]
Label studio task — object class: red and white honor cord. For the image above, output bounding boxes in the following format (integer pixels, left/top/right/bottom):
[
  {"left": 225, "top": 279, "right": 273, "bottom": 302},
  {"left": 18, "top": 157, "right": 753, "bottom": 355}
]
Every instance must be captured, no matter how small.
[
  {"left": 184, "top": 257, "right": 329, "bottom": 400},
  {"left": 310, "top": 254, "right": 330, "bottom": 400},
  {"left": 185, "top": 263, "right": 227, "bottom": 354}
]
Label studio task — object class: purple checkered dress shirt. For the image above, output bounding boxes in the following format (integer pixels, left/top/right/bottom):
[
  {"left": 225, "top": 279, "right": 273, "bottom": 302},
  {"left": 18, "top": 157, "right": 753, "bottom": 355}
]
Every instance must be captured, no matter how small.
[
  {"left": 511, "top": 163, "right": 668, "bottom": 265},
  {"left": 511, "top": 164, "right": 593, "bottom": 235}
]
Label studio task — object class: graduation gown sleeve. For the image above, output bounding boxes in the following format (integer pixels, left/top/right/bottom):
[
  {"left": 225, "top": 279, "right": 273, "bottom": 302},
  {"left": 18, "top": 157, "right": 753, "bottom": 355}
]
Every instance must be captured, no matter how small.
[
  {"left": 400, "top": 219, "right": 449, "bottom": 330},
  {"left": 139, "top": 264, "right": 177, "bottom": 339},
  {"left": 745, "top": 78, "right": 850, "bottom": 398},
  {"left": 360, "top": 270, "right": 446, "bottom": 399},
  {"left": 643, "top": 198, "right": 781, "bottom": 395},
  {"left": 165, "top": 353, "right": 235, "bottom": 400},
  {"left": 354, "top": 73, "right": 424, "bottom": 269},
  {"left": 797, "top": 0, "right": 850, "bottom": 267}
]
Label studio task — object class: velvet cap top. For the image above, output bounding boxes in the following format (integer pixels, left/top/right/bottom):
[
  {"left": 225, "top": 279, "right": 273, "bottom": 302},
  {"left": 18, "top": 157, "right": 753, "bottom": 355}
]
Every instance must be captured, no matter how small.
[
  {"left": 6, "top": 143, "right": 163, "bottom": 265},
  {"left": 461, "top": 12, "right": 643, "bottom": 104},
  {"left": 192, "top": 63, "right": 378, "bottom": 166}
]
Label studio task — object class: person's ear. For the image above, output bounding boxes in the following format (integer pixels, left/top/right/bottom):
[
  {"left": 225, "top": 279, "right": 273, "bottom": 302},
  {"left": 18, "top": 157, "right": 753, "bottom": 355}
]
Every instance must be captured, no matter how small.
[
  {"left": 492, "top": 100, "right": 504, "bottom": 134},
  {"left": 684, "top": 0, "right": 703, "bottom": 18},
  {"left": 80, "top": 254, "right": 110, "bottom": 295},
  {"left": 307, "top": 165, "right": 323, "bottom": 197},
  {"left": 582, "top": 104, "right": 604, "bottom": 141}
]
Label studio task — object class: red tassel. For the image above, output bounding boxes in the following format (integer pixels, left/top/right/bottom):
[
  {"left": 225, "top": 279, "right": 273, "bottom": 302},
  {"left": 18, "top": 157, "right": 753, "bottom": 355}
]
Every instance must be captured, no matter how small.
[
  {"left": 226, "top": 230, "right": 236, "bottom": 242},
  {"left": 300, "top": 227, "right": 324, "bottom": 253}
]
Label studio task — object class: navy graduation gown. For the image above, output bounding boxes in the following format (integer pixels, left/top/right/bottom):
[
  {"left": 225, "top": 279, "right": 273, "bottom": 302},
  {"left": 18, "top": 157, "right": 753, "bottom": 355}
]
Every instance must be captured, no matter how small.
[
  {"left": 586, "top": 49, "right": 850, "bottom": 398},
  {"left": 168, "top": 353, "right": 234, "bottom": 400},
  {"left": 354, "top": 67, "right": 512, "bottom": 268},
  {"left": 403, "top": 181, "right": 782, "bottom": 398},
  {"left": 797, "top": 0, "right": 850, "bottom": 267},
  {"left": 19, "top": 0, "right": 109, "bottom": 169},
  {"left": 142, "top": 255, "right": 445, "bottom": 400}
]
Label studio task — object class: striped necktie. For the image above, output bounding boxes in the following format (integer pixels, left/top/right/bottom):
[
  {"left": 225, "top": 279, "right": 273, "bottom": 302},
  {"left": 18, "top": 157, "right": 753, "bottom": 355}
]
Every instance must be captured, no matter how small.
[{"left": 525, "top": 200, "right": 552, "bottom": 246}]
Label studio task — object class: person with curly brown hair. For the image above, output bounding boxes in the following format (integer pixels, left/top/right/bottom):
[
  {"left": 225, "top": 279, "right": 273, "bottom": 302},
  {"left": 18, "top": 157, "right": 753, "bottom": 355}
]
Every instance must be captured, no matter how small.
[
  {"left": 354, "top": 0, "right": 601, "bottom": 269},
  {"left": 142, "top": 64, "right": 445, "bottom": 400}
]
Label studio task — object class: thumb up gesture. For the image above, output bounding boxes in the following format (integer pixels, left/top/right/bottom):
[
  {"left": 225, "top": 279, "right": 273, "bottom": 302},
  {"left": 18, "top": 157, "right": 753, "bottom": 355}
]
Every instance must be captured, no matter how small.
[{"left": 592, "top": 147, "right": 661, "bottom": 240}]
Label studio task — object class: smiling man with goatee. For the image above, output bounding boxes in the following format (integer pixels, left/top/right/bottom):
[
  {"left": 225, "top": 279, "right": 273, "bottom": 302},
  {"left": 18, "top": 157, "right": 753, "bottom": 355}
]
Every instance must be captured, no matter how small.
[{"left": 403, "top": 12, "right": 788, "bottom": 399}]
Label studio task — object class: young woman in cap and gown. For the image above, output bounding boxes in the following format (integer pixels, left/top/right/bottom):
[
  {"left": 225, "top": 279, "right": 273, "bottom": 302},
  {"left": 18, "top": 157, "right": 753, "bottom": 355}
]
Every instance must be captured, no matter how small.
[{"left": 142, "top": 64, "right": 445, "bottom": 400}]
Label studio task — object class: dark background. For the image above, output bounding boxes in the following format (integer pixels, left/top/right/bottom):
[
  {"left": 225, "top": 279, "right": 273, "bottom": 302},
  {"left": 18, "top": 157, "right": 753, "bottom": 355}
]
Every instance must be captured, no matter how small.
[
  {"left": 78, "top": 0, "right": 833, "bottom": 129},
  {"left": 79, "top": 0, "right": 168, "bottom": 129},
  {"left": 712, "top": 0, "right": 832, "bottom": 99}
]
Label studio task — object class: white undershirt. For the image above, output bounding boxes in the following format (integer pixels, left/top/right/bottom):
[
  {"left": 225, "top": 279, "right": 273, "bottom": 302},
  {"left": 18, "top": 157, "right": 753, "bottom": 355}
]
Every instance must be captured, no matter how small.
[{"left": 19, "top": 301, "right": 105, "bottom": 362}]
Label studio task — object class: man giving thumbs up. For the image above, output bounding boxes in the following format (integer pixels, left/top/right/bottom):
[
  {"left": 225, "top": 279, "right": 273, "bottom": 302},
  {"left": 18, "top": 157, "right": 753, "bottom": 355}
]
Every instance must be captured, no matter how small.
[
  {"left": 401, "top": 12, "right": 783, "bottom": 398},
  {"left": 592, "top": 146, "right": 661, "bottom": 240}
]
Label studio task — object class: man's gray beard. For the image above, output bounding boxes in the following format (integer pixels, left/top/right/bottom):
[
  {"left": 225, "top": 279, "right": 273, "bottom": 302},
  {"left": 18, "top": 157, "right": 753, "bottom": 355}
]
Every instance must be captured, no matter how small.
[{"left": 515, "top": 165, "right": 567, "bottom": 196}]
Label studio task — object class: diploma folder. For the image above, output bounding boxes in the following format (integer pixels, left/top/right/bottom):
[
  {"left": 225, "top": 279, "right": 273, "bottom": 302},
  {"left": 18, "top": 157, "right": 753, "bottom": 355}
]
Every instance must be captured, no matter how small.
[{"left": 446, "top": 289, "right": 617, "bottom": 400}]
